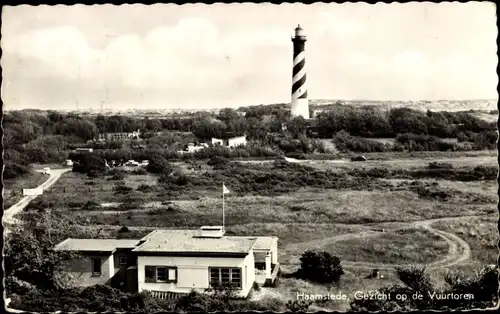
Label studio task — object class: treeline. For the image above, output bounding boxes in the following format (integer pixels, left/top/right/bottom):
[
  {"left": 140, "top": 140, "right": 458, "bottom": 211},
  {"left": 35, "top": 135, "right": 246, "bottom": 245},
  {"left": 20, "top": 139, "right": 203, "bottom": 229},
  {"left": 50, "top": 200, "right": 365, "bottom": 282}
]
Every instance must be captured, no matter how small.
[
  {"left": 4, "top": 105, "right": 497, "bottom": 179},
  {"left": 316, "top": 107, "right": 496, "bottom": 138}
]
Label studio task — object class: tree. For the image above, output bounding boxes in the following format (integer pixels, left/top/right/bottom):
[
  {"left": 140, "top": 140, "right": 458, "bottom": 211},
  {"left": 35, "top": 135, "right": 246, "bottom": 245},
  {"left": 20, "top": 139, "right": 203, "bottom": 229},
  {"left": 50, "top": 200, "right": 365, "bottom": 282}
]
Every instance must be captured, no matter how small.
[
  {"left": 4, "top": 211, "right": 102, "bottom": 293},
  {"left": 286, "top": 116, "right": 307, "bottom": 139},
  {"left": 146, "top": 155, "right": 173, "bottom": 174},
  {"left": 70, "top": 153, "right": 106, "bottom": 175},
  {"left": 296, "top": 250, "right": 344, "bottom": 284}
]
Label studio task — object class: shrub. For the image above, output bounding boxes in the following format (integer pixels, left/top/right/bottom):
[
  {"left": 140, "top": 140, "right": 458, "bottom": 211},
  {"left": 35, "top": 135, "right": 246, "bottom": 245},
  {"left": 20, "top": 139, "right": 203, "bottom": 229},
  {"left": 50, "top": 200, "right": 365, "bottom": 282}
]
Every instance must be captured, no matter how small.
[
  {"left": 119, "top": 226, "right": 129, "bottom": 233},
  {"left": 296, "top": 250, "right": 344, "bottom": 284},
  {"left": 131, "top": 167, "right": 148, "bottom": 175},
  {"left": 82, "top": 200, "right": 100, "bottom": 210},
  {"left": 350, "top": 265, "right": 499, "bottom": 311},
  {"left": 334, "top": 130, "right": 389, "bottom": 153},
  {"left": 428, "top": 162, "right": 453, "bottom": 169},
  {"left": 252, "top": 282, "right": 260, "bottom": 291},
  {"left": 175, "top": 173, "right": 190, "bottom": 186},
  {"left": 71, "top": 153, "right": 106, "bottom": 175},
  {"left": 207, "top": 156, "right": 229, "bottom": 166},
  {"left": 3, "top": 161, "right": 31, "bottom": 179},
  {"left": 137, "top": 184, "right": 153, "bottom": 193},
  {"left": 114, "top": 185, "right": 132, "bottom": 194},
  {"left": 146, "top": 156, "right": 172, "bottom": 174},
  {"left": 108, "top": 172, "right": 126, "bottom": 181},
  {"left": 285, "top": 300, "right": 312, "bottom": 312}
]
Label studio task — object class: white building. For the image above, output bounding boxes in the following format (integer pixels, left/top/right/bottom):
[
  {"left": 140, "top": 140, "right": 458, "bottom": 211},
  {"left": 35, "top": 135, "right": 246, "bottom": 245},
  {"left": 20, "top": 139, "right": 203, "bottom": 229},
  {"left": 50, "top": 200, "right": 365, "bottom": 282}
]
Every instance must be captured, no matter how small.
[
  {"left": 54, "top": 226, "right": 279, "bottom": 298},
  {"left": 211, "top": 138, "right": 224, "bottom": 146},
  {"left": 211, "top": 135, "right": 247, "bottom": 148},
  {"left": 227, "top": 136, "right": 247, "bottom": 148}
]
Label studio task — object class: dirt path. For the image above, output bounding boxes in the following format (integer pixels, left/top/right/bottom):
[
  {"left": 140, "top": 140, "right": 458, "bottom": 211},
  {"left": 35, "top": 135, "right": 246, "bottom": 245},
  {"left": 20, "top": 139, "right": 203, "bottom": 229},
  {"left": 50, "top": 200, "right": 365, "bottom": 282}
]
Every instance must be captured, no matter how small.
[
  {"left": 3, "top": 168, "right": 72, "bottom": 229},
  {"left": 283, "top": 215, "right": 479, "bottom": 271}
]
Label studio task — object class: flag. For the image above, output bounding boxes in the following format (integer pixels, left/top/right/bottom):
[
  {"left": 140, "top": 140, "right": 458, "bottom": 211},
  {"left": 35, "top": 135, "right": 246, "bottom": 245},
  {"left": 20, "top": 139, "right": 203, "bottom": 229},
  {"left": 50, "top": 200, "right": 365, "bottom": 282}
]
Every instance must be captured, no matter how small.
[{"left": 223, "top": 183, "right": 230, "bottom": 194}]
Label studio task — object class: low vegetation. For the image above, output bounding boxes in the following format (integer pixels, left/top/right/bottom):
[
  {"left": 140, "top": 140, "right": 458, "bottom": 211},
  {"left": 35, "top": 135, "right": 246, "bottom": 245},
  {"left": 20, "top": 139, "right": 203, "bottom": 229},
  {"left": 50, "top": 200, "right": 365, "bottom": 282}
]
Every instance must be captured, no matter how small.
[
  {"left": 295, "top": 250, "right": 344, "bottom": 283},
  {"left": 350, "top": 266, "right": 498, "bottom": 311}
]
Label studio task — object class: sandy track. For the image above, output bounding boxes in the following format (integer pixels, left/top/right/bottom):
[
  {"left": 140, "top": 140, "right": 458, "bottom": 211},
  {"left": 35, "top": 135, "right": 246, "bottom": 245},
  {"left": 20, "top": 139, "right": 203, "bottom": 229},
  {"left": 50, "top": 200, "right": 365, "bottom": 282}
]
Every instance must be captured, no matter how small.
[
  {"left": 283, "top": 215, "right": 478, "bottom": 271},
  {"left": 3, "top": 168, "right": 72, "bottom": 227}
]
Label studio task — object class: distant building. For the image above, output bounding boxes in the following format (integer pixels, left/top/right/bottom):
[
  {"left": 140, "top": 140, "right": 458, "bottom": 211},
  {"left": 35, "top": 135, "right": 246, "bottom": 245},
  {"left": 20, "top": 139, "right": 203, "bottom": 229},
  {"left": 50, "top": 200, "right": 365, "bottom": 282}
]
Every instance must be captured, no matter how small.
[
  {"left": 177, "top": 143, "right": 208, "bottom": 154},
  {"left": 228, "top": 136, "right": 247, "bottom": 148},
  {"left": 211, "top": 138, "right": 224, "bottom": 146},
  {"left": 98, "top": 130, "right": 141, "bottom": 142},
  {"left": 75, "top": 148, "right": 93, "bottom": 153},
  {"left": 125, "top": 160, "right": 140, "bottom": 167},
  {"left": 54, "top": 226, "right": 279, "bottom": 298},
  {"left": 211, "top": 134, "right": 247, "bottom": 148}
]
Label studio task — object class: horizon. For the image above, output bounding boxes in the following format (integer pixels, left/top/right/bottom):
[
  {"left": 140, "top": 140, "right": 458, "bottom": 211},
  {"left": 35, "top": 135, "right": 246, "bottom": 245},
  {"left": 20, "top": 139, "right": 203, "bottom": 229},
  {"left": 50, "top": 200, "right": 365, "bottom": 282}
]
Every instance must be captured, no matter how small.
[
  {"left": 6, "top": 98, "right": 498, "bottom": 113},
  {"left": 2, "top": 3, "right": 498, "bottom": 111}
]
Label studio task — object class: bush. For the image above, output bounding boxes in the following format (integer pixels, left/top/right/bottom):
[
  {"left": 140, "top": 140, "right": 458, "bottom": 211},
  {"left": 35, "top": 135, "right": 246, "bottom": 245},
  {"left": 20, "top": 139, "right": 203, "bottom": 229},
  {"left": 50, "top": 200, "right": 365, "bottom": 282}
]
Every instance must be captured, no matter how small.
[
  {"left": 207, "top": 156, "right": 229, "bottom": 166},
  {"left": 137, "top": 184, "right": 153, "bottom": 193},
  {"left": 350, "top": 265, "right": 499, "bottom": 311},
  {"left": 82, "top": 200, "right": 100, "bottom": 210},
  {"left": 334, "top": 130, "right": 391, "bottom": 153},
  {"left": 71, "top": 153, "right": 106, "bottom": 175},
  {"left": 296, "top": 250, "right": 344, "bottom": 284},
  {"left": 114, "top": 185, "right": 133, "bottom": 194},
  {"left": 119, "top": 226, "right": 129, "bottom": 233},
  {"left": 109, "top": 172, "right": 126, "bottom": 181},
  {"left": 146, "top": 156, "right": 172, "bottom": 174},
  {"left": 3, "top": 161, "right": 31, "bottom": 179},
  {"left": 428, "top": 162, "right": 453, "bottom": 169},
  {"left": 131, "top": 167, "right": 148, "bottom": 175}
]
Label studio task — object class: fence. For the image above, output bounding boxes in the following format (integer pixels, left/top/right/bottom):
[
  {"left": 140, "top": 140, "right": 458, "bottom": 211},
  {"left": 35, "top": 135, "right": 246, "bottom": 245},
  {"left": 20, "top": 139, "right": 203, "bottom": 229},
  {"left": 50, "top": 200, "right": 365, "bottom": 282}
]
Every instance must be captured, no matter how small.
[{"left": 22, "top": 188, "right": 43, "bottom": 196}]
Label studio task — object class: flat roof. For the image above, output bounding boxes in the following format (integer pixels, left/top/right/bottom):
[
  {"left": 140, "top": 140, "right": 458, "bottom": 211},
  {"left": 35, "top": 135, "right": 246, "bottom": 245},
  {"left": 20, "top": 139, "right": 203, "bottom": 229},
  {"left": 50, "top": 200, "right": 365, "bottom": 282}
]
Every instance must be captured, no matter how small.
[
  {"left": 133, "top": 230, "right": 256, "bottom": 254},
  {"left": 54, "top": 239, "right": 141, "bottom": 253},
  {"left": 226, "top": 236, "right": 278, "bottom": 251}
]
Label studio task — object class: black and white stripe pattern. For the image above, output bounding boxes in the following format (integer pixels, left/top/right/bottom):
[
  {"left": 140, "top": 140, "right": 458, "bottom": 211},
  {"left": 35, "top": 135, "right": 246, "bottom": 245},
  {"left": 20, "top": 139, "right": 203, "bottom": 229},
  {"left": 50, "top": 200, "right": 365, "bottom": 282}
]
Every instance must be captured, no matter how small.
[{"left": 292, "top": 39, "right": 307, "bottom": 100}]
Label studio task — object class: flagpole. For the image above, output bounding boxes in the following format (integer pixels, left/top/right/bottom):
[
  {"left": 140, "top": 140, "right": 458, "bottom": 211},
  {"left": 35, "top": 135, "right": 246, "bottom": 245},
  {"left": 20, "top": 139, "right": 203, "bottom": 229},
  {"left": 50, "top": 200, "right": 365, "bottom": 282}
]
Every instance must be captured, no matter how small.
[{"left": 222, "top": 182, "right": 225, "bottom": 230}]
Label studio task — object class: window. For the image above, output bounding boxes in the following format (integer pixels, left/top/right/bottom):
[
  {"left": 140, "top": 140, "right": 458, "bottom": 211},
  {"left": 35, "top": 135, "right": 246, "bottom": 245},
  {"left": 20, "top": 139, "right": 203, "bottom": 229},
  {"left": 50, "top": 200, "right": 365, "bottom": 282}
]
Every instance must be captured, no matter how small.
[
  {"left": 144, "top": 266, "right": 177, "bottom": 283},
  {"left": 91, "top": 258, "right": 102, "bottom": 276},
  {"left": 145, "top": 266, "right": 156, "bottom": 283},
  {"left": 119, "top": 256, "right": 128, "bottom": 266},
  {"left": 209, "top": 267, "right": 241, "bottom": 288},
  {"left": 157, "top": 267, "right": 167, "bottom": 282}
]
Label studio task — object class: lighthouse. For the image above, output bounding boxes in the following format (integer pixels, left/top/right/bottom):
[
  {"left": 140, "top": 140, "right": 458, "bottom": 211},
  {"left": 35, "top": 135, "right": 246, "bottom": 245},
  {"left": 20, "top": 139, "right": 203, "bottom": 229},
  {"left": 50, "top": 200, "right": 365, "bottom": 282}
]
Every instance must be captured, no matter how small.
[{"left": 291, "top": 24, "right": 309, "bottom": 119}]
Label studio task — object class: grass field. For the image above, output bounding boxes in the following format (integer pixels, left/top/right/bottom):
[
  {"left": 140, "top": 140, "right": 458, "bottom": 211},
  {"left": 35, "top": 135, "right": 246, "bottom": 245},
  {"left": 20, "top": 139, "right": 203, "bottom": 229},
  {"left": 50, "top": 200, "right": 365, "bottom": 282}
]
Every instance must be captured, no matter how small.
[
  {"left": 328, "top": 228, "right": 449, "bottom": 265},
  {"left": 431, "top": 216, "right": 497, "bottom": 271},
  {"left": 14, "top": 151, "right": 498, "bottom": 311},
  {"left": 4, "top": 171, "right": 47, "bottom": 208}
]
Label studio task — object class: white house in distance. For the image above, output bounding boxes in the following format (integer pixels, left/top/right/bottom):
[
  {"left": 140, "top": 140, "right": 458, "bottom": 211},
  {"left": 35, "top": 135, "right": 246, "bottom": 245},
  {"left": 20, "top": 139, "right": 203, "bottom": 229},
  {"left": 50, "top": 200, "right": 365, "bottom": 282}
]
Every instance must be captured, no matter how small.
[
  {"left": 177, "top": 143, "right": 209, "bottom": 155},
  {"left": 54, "top": 226, "right": 279, "bottom": 298},
  {"left": 211, "top": 135, "right": 247, "bottom": 148}
]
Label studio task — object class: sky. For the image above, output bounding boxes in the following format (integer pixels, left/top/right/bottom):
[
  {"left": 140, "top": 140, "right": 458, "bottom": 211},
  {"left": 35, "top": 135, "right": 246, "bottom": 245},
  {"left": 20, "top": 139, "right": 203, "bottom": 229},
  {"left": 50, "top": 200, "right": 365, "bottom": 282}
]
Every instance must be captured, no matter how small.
[{"left": 1, "top": 2, "right": 498, "bottom": 110}]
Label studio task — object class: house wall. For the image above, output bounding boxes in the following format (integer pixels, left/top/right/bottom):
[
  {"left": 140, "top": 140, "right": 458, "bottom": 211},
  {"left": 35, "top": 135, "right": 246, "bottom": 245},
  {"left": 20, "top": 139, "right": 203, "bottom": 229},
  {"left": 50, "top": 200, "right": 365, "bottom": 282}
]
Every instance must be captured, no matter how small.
[
  {"left": 137, "top": 251, "right": 255, "bottom": 298},
  {"left": 228, "top": 136, "right": 247, "bottom": 148},
  {"left": 271, "top": 239, "right": 278, "bottom": 265},
  {"left": 65, "top": 252, "right": 115, "bottom": 287},
  {"left": 212, "top": 138, "right": 224, "bottom": 146},
  {"left": 255, "top": 239, "right": 278, "bottom": 265}
]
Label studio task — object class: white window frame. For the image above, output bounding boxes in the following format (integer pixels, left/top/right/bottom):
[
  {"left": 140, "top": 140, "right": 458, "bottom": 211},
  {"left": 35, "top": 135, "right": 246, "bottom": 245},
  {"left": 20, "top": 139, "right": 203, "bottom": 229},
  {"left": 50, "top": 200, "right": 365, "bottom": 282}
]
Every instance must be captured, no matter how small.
[
  {"left": 144, "top": 266, "right": 177, "bottom": 283},
  {"left": 209, "top": 267, "right": 242, "bottom": 288}
]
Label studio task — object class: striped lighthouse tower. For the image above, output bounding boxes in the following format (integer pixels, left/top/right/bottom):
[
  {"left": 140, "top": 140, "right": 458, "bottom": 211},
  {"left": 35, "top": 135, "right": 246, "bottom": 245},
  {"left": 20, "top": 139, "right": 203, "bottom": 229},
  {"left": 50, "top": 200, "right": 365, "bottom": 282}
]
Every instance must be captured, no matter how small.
[{"left": 291, "top": 24, "right": 309, "bottom": 119}]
